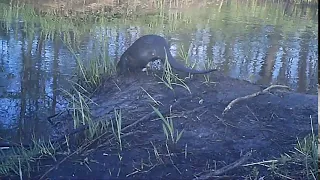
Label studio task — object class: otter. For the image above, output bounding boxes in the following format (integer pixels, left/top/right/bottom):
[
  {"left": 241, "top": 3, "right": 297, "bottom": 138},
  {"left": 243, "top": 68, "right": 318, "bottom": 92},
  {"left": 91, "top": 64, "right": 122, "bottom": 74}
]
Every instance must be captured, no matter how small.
[{"left": 117, "top": 34, "right": 217, "bottom": 74}]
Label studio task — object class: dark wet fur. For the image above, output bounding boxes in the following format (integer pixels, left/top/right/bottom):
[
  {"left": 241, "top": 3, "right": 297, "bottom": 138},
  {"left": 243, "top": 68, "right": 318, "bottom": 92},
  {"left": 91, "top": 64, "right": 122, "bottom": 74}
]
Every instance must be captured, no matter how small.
[{"left": 117, "top": 34, "right": 217, "bottom": 74}]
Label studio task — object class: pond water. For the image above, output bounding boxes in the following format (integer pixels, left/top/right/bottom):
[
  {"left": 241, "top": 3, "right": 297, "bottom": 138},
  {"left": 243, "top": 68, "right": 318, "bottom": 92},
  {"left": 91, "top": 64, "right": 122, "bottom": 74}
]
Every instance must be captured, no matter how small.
[{"left": 0, "top": 0, "right": 318, "bottom": 143}]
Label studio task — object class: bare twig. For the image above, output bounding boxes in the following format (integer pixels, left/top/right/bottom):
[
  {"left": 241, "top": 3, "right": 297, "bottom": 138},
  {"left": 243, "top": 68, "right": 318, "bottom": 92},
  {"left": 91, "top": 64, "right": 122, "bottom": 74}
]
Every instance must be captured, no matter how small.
[
  {"left": 193, "top": 151, "right": 252, "bottom": 180},
  {"left": 222, "top": 85, "right": 290, "bottom": 115}
]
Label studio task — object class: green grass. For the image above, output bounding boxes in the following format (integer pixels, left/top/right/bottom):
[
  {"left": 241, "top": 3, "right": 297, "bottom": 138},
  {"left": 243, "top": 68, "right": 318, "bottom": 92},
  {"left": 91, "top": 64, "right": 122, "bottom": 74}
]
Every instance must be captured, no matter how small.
[
  {"left": 152, "top": 105, "right": 184, "bottom": 145},
  {"left": 0, "top": 137, "right": 59, "bottom": 178},
  {"left": 111, "top": 109, "right": 123, "bottom": 151},
  {"left": 288, "top": 0, "right": 318, "bottom": 4},
  {"left": 1, "top": 1, "right": 317, "bottom": 45},
  {"left": 156, "top": 48, "right": 191, "bottom": 94},
  {"left": 243, "top": 116, "right": 318, "bottom": 179}
]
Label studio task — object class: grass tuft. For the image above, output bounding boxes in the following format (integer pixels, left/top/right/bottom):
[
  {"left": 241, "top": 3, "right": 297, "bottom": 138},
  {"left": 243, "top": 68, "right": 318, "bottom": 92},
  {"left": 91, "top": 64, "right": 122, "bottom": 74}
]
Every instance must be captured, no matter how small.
[{"left": 151, "top": 106, "right": 184, "bottom": 144}]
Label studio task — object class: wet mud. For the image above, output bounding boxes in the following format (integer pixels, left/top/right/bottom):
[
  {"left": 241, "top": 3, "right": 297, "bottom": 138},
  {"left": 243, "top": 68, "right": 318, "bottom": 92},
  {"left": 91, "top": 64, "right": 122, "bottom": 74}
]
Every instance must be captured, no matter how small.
[{"left": 33, "top": 71, "right": 318, "bottom": 179}]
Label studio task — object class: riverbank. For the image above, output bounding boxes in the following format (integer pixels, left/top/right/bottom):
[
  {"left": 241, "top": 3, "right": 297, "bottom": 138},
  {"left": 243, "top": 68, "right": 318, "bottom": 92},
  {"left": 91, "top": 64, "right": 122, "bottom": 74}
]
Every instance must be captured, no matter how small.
[
  {"left": 11, "top": 0, "right": 320, "bottom": 19},
  {"left": 32, "top": 71, "right": 317, "bottom": 179}
]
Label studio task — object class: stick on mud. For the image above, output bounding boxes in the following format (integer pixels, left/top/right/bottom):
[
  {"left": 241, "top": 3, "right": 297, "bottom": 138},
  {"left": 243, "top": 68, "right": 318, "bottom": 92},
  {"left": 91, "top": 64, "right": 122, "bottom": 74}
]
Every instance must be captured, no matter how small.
[
  {"left": 222, "top": 85, "right": 290, "bottom": 115},
  {"left": 193, "top": 151, "right": 252, "bottom": 180}
]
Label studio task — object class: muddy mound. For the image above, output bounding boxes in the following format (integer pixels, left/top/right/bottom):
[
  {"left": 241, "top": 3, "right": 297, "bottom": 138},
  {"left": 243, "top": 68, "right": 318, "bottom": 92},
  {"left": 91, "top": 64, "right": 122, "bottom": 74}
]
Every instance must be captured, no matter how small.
[{"left": 45, "top": 71, "right": 317, "bottom": 179}]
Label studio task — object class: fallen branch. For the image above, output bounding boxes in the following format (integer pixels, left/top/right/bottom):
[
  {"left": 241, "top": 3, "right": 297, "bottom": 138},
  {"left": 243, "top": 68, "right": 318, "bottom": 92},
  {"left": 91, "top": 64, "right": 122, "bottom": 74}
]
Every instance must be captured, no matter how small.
[
  {"left": 193, "top": 151, "right": 252, "bottom": 180},
  {"left": 222, "top": 85, "right": 290, "bottom": 115}
]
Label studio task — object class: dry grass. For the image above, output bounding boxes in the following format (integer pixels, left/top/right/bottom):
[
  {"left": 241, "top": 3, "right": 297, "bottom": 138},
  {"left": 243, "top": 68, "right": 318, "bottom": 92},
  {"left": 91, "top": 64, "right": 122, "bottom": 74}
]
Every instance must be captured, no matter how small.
[{"left": 14, "top": 0, "right": 209, "bottom": 17}]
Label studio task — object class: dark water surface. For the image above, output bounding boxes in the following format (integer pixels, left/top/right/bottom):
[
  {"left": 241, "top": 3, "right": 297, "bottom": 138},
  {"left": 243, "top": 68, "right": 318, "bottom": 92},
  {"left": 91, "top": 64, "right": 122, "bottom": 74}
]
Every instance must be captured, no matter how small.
[{"left": 0, "top": 1, "right": 318, "bottom": 143}]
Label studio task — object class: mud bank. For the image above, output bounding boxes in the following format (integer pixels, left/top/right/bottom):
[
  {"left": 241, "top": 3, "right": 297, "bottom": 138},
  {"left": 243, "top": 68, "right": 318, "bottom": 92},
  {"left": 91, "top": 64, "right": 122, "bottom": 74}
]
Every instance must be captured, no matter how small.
[{"left": 37, "top": 71, "right": 317, "bottom": 180}]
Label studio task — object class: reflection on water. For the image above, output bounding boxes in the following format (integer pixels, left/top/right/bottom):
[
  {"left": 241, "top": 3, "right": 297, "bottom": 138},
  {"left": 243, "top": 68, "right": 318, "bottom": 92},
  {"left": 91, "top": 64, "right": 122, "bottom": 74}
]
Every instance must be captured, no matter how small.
[{"left": 0, "top": 1, "right": 318, "bottom": 143}]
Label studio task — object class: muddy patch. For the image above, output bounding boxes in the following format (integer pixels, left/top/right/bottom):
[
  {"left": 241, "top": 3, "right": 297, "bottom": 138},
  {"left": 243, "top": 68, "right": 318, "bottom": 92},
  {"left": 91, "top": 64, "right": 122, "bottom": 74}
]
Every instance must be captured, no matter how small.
[{"left": 26, "top": 72, "right": 318, "bottom": 179}]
